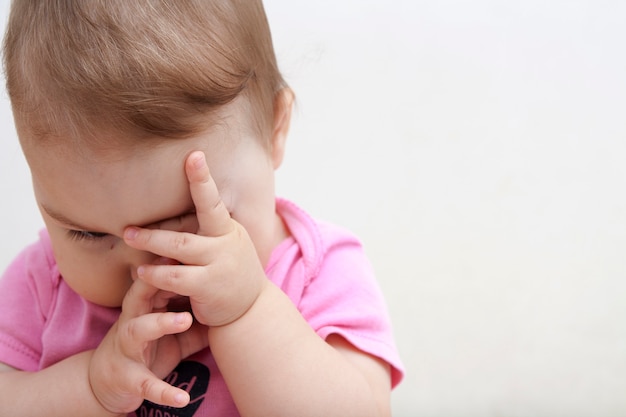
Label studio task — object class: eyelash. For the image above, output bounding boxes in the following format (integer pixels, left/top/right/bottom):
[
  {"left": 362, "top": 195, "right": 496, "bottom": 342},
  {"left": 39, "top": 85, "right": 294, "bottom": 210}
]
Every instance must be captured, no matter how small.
[
  {"left": 65, "top": 209, "right": 199, "bottom": 243},
  {"left": 67, "top": 230, "right": 109, "bottom": 242}
]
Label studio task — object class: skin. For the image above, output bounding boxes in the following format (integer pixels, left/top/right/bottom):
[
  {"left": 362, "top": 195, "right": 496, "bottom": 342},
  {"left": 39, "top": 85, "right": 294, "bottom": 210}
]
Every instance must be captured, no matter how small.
[{"left": 0, "top": 91, "right": 392, "bottom": 416}]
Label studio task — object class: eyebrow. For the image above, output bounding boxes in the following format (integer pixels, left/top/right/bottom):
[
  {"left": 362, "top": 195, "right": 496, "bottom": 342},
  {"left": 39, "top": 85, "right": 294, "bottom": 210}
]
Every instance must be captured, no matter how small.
[
  {"left": 40, "top": 204, "right": 98, "bottom": 231},
  {"left": 40, "top": 203, "right": 197, "bottom": 232}
]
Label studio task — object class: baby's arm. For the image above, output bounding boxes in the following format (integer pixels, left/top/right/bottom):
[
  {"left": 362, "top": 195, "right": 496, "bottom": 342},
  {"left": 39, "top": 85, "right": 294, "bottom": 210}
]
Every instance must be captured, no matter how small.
[
  {"left": 123, "top": 151, "right": 393, "bottom": 417},
  {"left": 0, "top": 279, "right": 208, "bottom": 416},
  {"left": 0, "top": 352, "right": 120, "bottom": 416},
  {"left": 209, "top": 284, "right": 392, "bottom": 417}
]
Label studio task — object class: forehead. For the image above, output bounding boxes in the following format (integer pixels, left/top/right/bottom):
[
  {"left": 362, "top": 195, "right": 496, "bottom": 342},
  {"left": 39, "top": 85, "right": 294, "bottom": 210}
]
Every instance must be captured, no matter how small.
[
  {"left": 19, "top": 96, "right": 263, "bottom": 231},
  {"left": 27, "top": 136, "right": 198, "bottom": 233}
]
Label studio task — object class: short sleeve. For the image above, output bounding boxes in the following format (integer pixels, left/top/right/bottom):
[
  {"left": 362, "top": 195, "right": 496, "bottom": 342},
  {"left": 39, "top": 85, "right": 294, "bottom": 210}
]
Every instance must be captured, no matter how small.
[
  {"left": 297, "top": 223, "right": 405, "bottom": 388},
  {"left": 0, "top": 234, "right": 57, "bottom": 371}
]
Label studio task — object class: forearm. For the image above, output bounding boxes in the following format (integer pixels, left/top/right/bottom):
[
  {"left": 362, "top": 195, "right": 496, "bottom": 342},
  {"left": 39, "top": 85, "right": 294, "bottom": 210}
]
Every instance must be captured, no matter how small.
[
  {"left": 209, "top": 281, "right": 390, "bottom": 417},
  {"left": 0, "top": 351, "right": 120, "bottom": 417}
]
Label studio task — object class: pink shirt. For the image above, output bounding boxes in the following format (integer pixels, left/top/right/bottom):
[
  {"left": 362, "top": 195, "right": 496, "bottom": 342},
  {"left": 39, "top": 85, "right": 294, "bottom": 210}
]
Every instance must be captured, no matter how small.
[{"left": 0, "top": 198, "right": 404, "bottom": 416}]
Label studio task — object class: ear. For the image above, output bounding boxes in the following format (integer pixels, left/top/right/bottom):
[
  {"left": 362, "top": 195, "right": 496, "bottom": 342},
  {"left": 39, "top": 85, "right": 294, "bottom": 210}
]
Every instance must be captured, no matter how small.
[{"left": 270, "top": 88, "right": 294, "bottom": 170}]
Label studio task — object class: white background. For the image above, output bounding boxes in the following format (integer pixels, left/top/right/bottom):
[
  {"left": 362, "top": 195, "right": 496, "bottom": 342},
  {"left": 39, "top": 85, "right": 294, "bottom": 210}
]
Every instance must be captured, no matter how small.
[{"left": 1, "top": 1, "right": 626, "bottom": 416}]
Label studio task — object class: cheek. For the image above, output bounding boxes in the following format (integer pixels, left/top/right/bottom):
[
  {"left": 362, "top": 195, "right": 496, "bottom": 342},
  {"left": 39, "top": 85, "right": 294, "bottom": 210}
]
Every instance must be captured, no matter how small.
[
  {"left": 230, "top": 182, "right": 277, "bottom": 244},
  {"left": 54, "top": 244, "right": 132, "bottom": 308}
]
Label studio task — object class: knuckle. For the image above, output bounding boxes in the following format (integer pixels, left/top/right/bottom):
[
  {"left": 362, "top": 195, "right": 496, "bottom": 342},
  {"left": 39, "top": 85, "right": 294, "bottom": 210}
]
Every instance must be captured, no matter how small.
[
  {"left": 122, "top": 320, "right": 139, "bottom": 341},
  {"left": 211, "top": 198, "right": 224, "bottom": 212},
  {"left": 140, "top": 377, "right": 157, "bottom": 400},
  {"left": 170, "top": 234, "right": 188, "bottom": 251},
  {"left": 165, "top": 267, "right": 180, "bottom": 286}
]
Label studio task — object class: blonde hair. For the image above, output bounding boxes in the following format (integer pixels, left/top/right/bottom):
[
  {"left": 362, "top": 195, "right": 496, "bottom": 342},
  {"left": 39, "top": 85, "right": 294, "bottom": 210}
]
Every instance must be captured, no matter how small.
[{"left": 3, "top": 0, "right": 287, "bottom": 144}]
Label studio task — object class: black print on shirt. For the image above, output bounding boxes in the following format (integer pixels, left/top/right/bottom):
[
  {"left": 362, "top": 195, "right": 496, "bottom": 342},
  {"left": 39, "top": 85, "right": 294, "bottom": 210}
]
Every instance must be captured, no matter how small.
[{"left": 136, "top": 361, "right": 210, "bottom": 417}]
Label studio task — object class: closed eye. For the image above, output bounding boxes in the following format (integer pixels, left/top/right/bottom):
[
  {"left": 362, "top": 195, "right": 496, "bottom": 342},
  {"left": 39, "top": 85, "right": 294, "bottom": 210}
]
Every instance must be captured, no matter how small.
[{"left": 67, "top": 229, "right": 109, "bottom": 242}]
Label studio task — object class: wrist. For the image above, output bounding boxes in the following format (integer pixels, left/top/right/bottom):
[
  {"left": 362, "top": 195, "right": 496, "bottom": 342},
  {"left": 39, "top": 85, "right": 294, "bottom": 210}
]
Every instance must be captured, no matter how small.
[
  {"left": 86, "top": 349, "right": 126, "bottom": 417},
  {"left": 207, "top": 276, "right": 271, "bottom": 328}
]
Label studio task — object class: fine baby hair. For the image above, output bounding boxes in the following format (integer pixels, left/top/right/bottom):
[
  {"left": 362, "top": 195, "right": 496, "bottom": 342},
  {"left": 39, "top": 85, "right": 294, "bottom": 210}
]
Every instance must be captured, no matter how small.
[{"left": 4, "top": 0, "right": 286, "bottom": 143}]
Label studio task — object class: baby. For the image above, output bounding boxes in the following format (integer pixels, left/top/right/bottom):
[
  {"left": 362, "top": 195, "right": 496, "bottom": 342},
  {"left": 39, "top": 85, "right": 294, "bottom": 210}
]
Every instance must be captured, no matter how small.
[{"left": 0, "top": 1, "right": 403, "bottom": 416}]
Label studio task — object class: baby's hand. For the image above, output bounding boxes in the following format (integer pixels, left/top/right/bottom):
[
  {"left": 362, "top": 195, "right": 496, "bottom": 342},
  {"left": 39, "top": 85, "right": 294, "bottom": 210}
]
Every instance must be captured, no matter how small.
[
  {"left": 89, "top": 278, "right": 209, "bottom": 413},
  {"left": 123, "top": 151, "right": 267, "bottom": 327}
]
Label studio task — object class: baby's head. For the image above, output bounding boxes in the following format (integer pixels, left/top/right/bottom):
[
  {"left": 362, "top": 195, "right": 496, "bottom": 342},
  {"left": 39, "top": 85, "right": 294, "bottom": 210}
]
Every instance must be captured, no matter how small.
[
  {"left": 4, "top": 0, "right": 288, "bottom": 147},
  {"left": 2, "top": 0, "right": 293, "bottom": 307}
]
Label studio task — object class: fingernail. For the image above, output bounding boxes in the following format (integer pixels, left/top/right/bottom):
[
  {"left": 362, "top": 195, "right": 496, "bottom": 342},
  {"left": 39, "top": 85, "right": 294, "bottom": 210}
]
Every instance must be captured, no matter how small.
[
  {"left": 136, "top": 265, "right": 145, "bottom": 278},
  {"left": 174, "top": 312, "right": 187, "bottom": 324},
  {"left": 124, "top": 227, "right": 139, "bottom": 240},
  {"left": 174, "top": 392, "right": 189, "bottom": 405},
  {"left": 191, "top": 152, "right": 205, "bottom": 169}
]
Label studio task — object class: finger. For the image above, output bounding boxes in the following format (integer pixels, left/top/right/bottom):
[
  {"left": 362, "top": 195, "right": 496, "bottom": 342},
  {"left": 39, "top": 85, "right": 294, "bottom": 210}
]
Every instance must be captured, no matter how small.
[
  {"left": 151, "top": 289, "right": 181, "bottom": 312},
  {"left": 120, "top": 312, "right": 193, "bottom": 352},
  {"left": 125, "top": 227, "right": 211, "bottom": 265},
  {"left": 150, "top": 258, "right": 187, "bottom": 311},
  {"left": 146, "top": 211, "right": 199, "bottom": 235},
  {"left": 120, "top": 279, "right": 161, "bottom": 320},
  {"left": 136, "top": 372, "right": 191, "bottom": 409},
  {"left": 176, "top": 322, "right": 210, "bottom": 360},
  {"left": 149, "top": 321, "right": 210, "bottom": 378},
  {"left": 136, "top": 263, "right": 210, "bottom": 297},
  {"left": 185, "top": 151, "right": 233, "bottom": 237}
]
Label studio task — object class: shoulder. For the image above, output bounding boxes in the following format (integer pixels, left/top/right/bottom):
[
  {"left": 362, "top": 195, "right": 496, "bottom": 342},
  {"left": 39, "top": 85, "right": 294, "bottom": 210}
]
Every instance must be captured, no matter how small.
[
  {"left": 270, "top": 198, "right": 370, "bottom": 294},
  {"left": 0, "top": 230, "right": 61, "bottom": 370},
  {"left": 275, "top": 198, "right": 365, "bottom": 265},
  {"left": 274, "top": 198, "right": 379, "bottom": 305},
  {"left": 6, "top": 229, "right": 58, "bottom": 280},
  {"left": 274, "top": 199, "right": 405, "bottom": 386},
  {"left": 0, "top": 230, "right": 61, "bottom": 315},
  {"left": 280, "top": 197, "right": 370, "bottom": 264}
]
